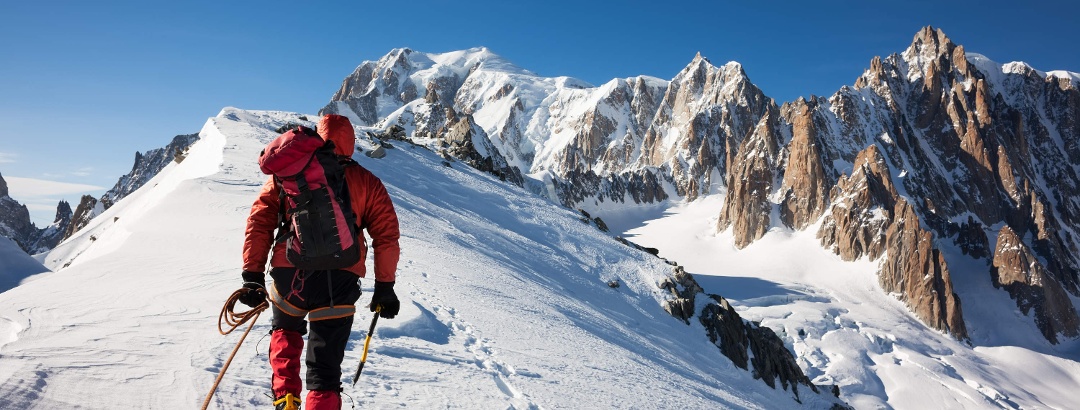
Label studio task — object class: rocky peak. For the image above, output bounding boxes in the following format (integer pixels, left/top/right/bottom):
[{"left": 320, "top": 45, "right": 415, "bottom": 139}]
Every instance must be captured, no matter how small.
[
  {"left": 389, "top": 47, "right": 414, "bottom": 61},
  {"left": 0, "top": 171, "right": 8, "bottom": 197},
  {"left": 991, "top": 225, "right": 1080, "bottom": 343},
  {"left": 325, "top": 48, "right": 425, "bottom": 125},
  {"left": 637, "top": 53, "right": 771, "bottom": 200},
  {"left": 54, "top": 200, "right": 72, "bottom": 225},
  {"left": 59, "top": 133, "right": 197, "bottom": 243},
  {"left": 855, "top": 55, "right": 889, "bottom": 90},
  {"left": 902, "top": 26, "right": 958, "bottom": 78}
]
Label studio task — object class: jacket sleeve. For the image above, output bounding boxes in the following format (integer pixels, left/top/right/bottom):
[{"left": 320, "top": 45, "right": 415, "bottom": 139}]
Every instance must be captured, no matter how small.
[
  {"left": 243, "top": 177, "right": 280, "bottom": 273},
  {"left": 361, "top": 175, "right": 400, "bottom": 283}
]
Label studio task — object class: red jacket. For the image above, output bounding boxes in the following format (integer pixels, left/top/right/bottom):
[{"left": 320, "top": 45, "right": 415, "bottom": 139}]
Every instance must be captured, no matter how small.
[{"left": 243, "top": 115, "right": 400, "bottom": 282}]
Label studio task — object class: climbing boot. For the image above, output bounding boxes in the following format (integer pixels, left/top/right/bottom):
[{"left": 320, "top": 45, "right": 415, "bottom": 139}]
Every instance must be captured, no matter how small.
[{"left": 274, "top": 393, "right": 301, "bottom": 410}]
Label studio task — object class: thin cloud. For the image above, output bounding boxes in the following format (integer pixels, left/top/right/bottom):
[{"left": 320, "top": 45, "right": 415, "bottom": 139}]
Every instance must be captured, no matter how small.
[
  {"left": 71, "top": 167, "right": 94, "bottom": 177},
  {"left": 4, "top": 176, "right": 105, "bottom": 198},
  {"left": 0, "top": 152, "right": 16, "bottom": 163}
]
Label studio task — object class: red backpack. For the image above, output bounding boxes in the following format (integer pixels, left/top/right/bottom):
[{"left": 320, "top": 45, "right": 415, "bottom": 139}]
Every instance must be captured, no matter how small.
[{"left": 258, "top": 126, "right": 361, "bottom": 270}]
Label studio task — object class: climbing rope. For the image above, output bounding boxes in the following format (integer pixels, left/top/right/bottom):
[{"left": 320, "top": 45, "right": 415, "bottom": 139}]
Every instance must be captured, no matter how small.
[{"left": 200, "top": 287, "right": 269, "bottom": 410}]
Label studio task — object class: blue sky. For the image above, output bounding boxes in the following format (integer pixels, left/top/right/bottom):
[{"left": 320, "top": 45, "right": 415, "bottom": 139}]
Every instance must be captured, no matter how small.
[{"left": 2, "top": 0, "right": 1077, "bottom": 225}]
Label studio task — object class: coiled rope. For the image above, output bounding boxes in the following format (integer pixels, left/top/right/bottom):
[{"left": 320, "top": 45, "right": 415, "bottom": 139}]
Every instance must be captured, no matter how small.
[{"left": 200, "top": 288, "right": 269, "bottom": 410}]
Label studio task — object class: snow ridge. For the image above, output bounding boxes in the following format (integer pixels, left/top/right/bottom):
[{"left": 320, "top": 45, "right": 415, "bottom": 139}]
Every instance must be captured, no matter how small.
[{"left": 0, "top": 109, "right": 842, "bottom": 409}]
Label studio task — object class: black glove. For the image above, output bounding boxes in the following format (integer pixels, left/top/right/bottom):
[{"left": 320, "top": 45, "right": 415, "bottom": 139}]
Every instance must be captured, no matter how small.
[
  {"left": 370, "top": 281, "right": 400, "bottom": 319},
  {"left": 238, "top": 271, "right": 267, "bottom": 308}
]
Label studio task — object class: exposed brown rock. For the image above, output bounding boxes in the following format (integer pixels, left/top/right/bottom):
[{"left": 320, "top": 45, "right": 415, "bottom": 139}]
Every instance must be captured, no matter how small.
[
  {"left": 879, "top": 201, "right": 967, "bottom": 339},
  {"left": 659, "top": 265, "right": 703, "bottom": 323},
  {"left": 855, "top": 56, "right": 886, "bottom": 89},
  {"left": 718, "top": 107, "right": 782, "bottom": 248},
  {"left": 424, "top": 80, "right": 440, "bottom": 104},
  {"left": 817, "top": 144, "right": 967, "bottom": 339},
  {"left": 780, "top": 100, "right": 831, "bottom": 230},
  {"left": 63, "top": 195, "right": 100, "bottom": 241},
  {"left": 817, "top": 145, "right": 895, "bottom": 261},
  {"left": 952, "top": 45, "right": 970, "bottom": 76},
  {"left": 996, "top": 145, "right": 1021, "bottom": 204},
  {"left": 991, "top": 226, "right": 1080, "bottom": 343}
]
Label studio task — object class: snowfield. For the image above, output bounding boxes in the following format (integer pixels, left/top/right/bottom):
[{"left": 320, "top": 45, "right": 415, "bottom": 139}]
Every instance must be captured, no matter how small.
[
  {"left": 0, "top": 108, "right": 842, "bottom": 409},
  {"left": 615, "top": 195, "right": 1080, "bottom": 409}
]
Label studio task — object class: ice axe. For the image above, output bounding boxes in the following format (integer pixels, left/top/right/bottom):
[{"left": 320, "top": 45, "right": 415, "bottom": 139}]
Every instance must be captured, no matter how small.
[{"left": 352, "top": 306, "right": 381, "bottom": 385}]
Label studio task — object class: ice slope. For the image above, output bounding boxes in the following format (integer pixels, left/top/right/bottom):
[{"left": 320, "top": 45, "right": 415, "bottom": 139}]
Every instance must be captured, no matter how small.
[
  {"left": 615, "top": 196, "right": 1080, "bottom": 409},
  {"left": 0, "top": 108, "right": 838, "bottom": 409}
]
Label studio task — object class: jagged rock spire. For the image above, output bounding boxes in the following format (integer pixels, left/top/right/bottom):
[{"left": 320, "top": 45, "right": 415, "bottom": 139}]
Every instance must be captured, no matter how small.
[{"left": 54, "top": 200, "right": 72, "bottom": 225}]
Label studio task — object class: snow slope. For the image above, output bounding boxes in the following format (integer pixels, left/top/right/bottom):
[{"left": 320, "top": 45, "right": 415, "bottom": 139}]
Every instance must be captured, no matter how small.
[
  {"left": 0, "top": 235, "right": 49, "bottom": 293},
  {"left": 0, "top": 108, "right": 840, "bottom": 409},
  {"left": 614, "top": 196, "right": 1080, "bottom": 409}
]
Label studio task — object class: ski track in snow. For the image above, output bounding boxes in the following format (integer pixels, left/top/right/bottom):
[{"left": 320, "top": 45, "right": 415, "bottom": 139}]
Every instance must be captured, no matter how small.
[{"left": 0, "top": 109, "right": 844, "bottom": 409}]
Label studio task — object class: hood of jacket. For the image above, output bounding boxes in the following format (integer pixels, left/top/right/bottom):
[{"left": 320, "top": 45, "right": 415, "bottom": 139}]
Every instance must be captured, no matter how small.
[{"left": 318, "top": 114, "right": 355, "bottom": 157}]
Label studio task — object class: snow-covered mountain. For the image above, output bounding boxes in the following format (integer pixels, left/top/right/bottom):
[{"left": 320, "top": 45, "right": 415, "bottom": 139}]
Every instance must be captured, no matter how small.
[
  {"left": 0, "top": 109, "right": 845, "bottom": 409},
  {"left": 321, "top": 27, "right": 1080, "bottom": 349}
]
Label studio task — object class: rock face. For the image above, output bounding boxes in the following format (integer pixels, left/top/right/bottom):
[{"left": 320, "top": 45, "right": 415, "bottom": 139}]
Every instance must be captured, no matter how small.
[
  {"left": 62, "top": 195, "right": 101, "bottom": 241},
  {"left": 879, "top": 201, "right": 967, "bottom": 338},
  {"left": 717, "top": 106, "right": 782, "bottom": 248},
  {"left": 818, "top": 146, "right": 895, "bottom": 261},
  {"left": 658, "top": 265, "right": 838, "bottom": 404},
  {"left": 63, "top": 133, "right": 198, "bottom": 241},
  {"left": 991, "top": 226, "right": 1080, "bottom": 343},
  {"left": 0, "top": 171, "right": 37, "bottom": 251},
  {"left": 817, "top": 146, "right": 967, "bottom": 338},
  {"left": 0, "top": 172, "right": 72, "bottom": 254},
  {"left": 322, "top": 27, "right": 1080, "bottom": 344},
  {"left": 779, "top": 98, "right": 833, "bottom": 230},
  {"left": 27, "top": 200, "right": 72, "bottom": 253},
  {"left": 637, "top": 55, "right": 773, "bottom": 201}
]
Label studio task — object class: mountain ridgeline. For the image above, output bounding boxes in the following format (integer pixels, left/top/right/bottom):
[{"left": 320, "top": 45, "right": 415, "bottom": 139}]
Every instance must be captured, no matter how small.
[
  {"left": 320, "top": 27, "right": 1080, "bottom": 345},
  {"left": 1, "top": 134, "right": 199, "bottom": 255},
  {"left": 63, "top": 133, "right": 199, "bottom": 241}
]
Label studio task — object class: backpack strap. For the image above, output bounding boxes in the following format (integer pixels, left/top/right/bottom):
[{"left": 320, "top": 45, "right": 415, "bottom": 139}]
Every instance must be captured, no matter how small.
[{"left": 273, "top": 177, "right": 290, "bottom": 244}]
